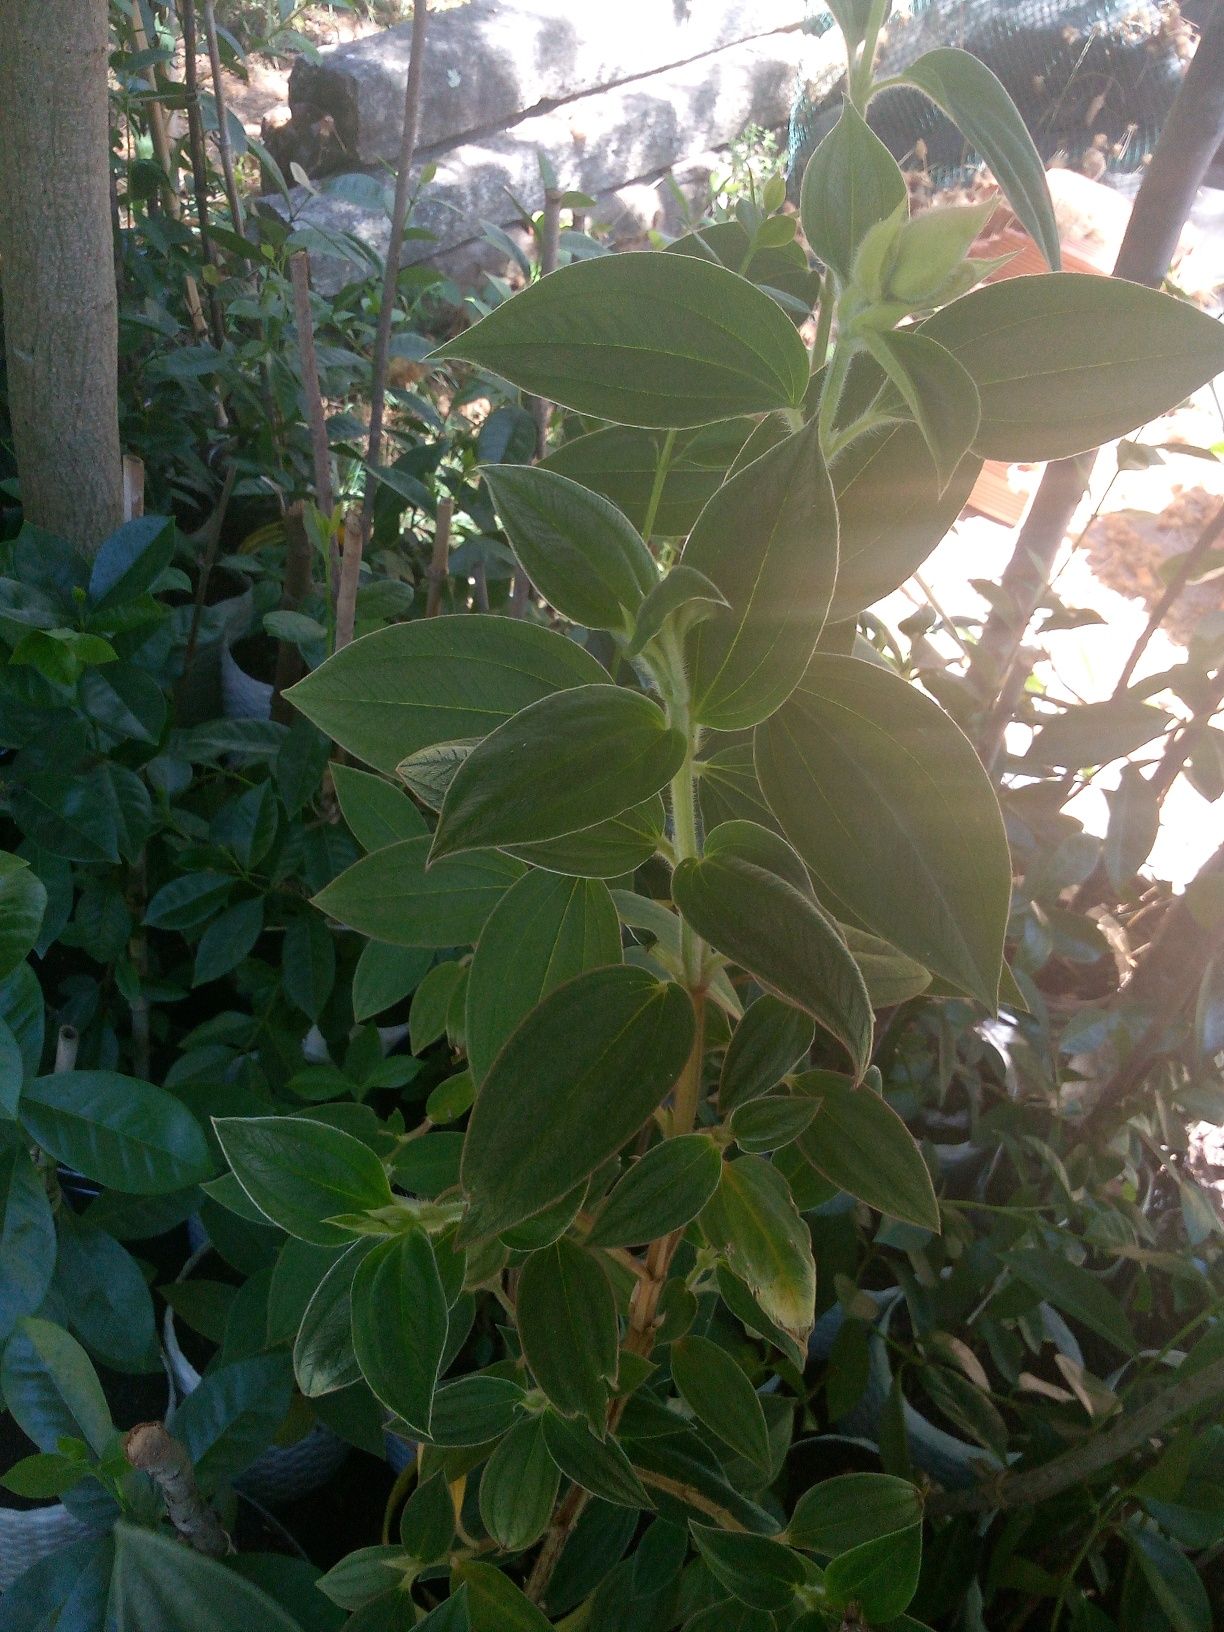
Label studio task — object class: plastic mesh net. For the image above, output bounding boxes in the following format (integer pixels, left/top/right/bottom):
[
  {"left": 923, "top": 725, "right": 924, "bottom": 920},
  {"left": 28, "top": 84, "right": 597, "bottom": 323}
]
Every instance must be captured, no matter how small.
[{"left": 789, "top": 0, "right": 1190, "bottom": 187}]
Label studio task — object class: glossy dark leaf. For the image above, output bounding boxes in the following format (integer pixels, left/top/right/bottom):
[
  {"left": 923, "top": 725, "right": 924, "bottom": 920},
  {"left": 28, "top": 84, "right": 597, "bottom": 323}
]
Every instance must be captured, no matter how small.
[
  {"left": 516, "top": 1238, "right": 618, "bottom": 1432},
  {"left": 21, "top": 1071, "right": 211, "bottom": 1195},
  {"left": 788, "top": 1471, "right": 922, "bottom": 1554},
  {"left": 670, "top": 1335, "right": 771, "bottom": 1469},
  {"left": 351, "top": 1228, "right": 448, "bottom": 1434},
  {"left": 333, "top": 764, "right": 428, "bottom": 850},
  {"left": 213, "top": 1115, "right": 392, "bottom": 1245},
  {"left": 542, "top": 1414, "right": 654, "bottom": 1510},
  {"left": 479, "top": 1418, "right": 560, "bottom": 1552}
]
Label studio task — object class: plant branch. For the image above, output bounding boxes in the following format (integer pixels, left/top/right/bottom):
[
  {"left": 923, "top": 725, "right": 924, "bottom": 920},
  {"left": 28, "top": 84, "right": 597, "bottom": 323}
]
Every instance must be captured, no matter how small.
[
  {"left": 425, "top": 496, "right": 454, "bottom": 617},
  {"left": 929, "top": 1355, "right": 1224, "bottom": 1517},
  {"left": 360, "top": 0, "right": 428, "bottom": 551},
  {"left": 124, "top": 1421, "right": 230, "bottom": 1556},
  {"left": 200, "top": 0, "right": 244, "bottom": 235},
  {"left": 1111, "top": 499, "right": 1224, "bottom": 696},
  {"left": 334, "top": 507, "right": 363, "bottom": 652}
]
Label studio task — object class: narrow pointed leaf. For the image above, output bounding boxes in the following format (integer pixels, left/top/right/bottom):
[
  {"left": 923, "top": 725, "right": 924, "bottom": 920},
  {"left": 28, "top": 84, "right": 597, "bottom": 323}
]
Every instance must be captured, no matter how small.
[
  {"left": 795, "top": 1071, "right": 939, "bottom": 1231},
  {"left": 213, "top": 1115, "right": 392, "bottom": 1245},
  {"left": 684, "top": 416, "right": 838, "bottom": 731},
  {"left": 800, "top": 101, "right": 907, "bottom": 282},
  {"left": 698, "top": 1156, "right": 816, "bottom": 1346},
  {"left": 482, "top": 466, "right": 656, "bottom": 632},
  {"left": 542, "top": 1414, "right": 654, "bottom": 1510},
  {"left": 351, "top": 1229, "right": 448, "bottom": 1434},
  {"left": 859, "top": 328, "right": 980, "bottom": 493},
  {"left": 461, "top": 967, "right": 694, "bottom": 1242},
  {"left": 479, "top": 1418, "right": 560, "bottom": 1552},
  {"left": 671, "top": 1335, "right": 771, "bottom": 1470},
  {"left": 755, "top": 655, "right": 1010, "bottom": 1006},
  {"left": 586, "top": 1133, "right": 723, "bottom": 1249},
  {"left": 315, "top": 836, "right": 523, "bottom": 948},
  {"left": 673, "top": 820, "right": 873, "bottom": 1078},
  {"left": 431, "top": 686, "right": 685, "bottom": 861},
  {"left": 517, "top": 1239, "right": 618, "bottom": 1432},
  {"left": 431, "top": 255, "right": 809, "bottom": 429},
  {"left": 332, "top": 764, "right": 427, "bottom": 849},
  {"left": 466, "top": 871, "right": 621, "bottom": 1082},
  {"left": 288, "top": 615, "right": 605, "bottom": 772},
  {"left": 900, "top": 47, "right": 1059, "bottom": 270},
  {"left": 690, "top": 1524, "right": 806, "bottom": 1612},
  {"left": 719, "top": 996, "right": 814, "bottom": 1113}
]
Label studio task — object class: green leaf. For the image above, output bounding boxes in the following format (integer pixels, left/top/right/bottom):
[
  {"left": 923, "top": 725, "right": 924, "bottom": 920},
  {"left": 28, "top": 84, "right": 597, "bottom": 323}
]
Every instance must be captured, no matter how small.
[
  {"left": 461, "top": 967, "right": 694, "bottom": 1241},
  {"left": 453, "top": 1560, "right": 551, "bottom": 1632},
  {"left": 1105, "top": 763, "right": 1160, "bottom": 890},
  {"left": 719, "top": 995, "right": 814, "bottom": 1113},
  {"left": 145, "top": 870, "right": 234, "bottom": 932},
  {"left": 800, "top": 101, "right": 907, "bottom": 282},
  {"left": 0, "top": 852, "right": 46, "bottom": 978},
  {"left": 684, "top": 416, "right": 838, "bottom": 731},
  {"left": 824, "top": 1522, "right": 922, "bottom": 1622},
  {"left": 431, "top": 686, "right": 686, "bottom": 861},
  {"left": 213, "top": 1115, "right": 393, "bottom": 1245},
  {"left": 1126, "top": 1526, "right": 1212, "bottom": 1632},
  {"left": 0, "top": 1147, "right": 56, "bottom": 1343},
  {"left": 2, "top": 1316, "right": 113, "bottom": 1455},
  {"left": 482, "top": 466, "right": 656, "bottom": 632},
  {"left": 899, "top": 47, "right": 1060, "bottom": 270},
  {"left": 288, "top": 615, "right": 605, "bottom": 773},
  {"left": 53, "top": 1209, "right": 156, "bottom": 1372},
  {"left": 294, "top": 1240, "right": 372, "bottom": 1397},
  {"left": 333, "top": 764, "right": 428, "bottom": 849},
  {"left": 920, "top": 274, "right": 1224, "bottom": 462},
  {"left": 755, "top": 655, "right": 1010, "bottom": 1006},
  {"left": 1004, "top": 1249, "right": 1135, "bottom": 1353},
  {"left": 317, "top": 1546, "right": 412, "bottom": 1611},
  {"left": 729, "top": 1096, "right": 817, "bottom": 1154},
  {"left": 788, "top": 1472, "right": 922, "bottom": 1553},
  {"left": 673, "top": 820, "right": 873, "bottom": 1078},
  {"left": 690, "top": 1524, "right": 805, "bottom": 1611},
  {"left": 699, "top": 1155, "right": 816, "bottom": 1346},
  {"left": 466, "top": 870, "right": 621, "bottom": 1081},
  {"left": 479, "top": 1418, "right": 560, "bottom": 1551},
  {"left": 193, "top": 896, "right": 264, "bottom": 986},
  {"left": 671, "top": 1335, "right": 771, "bottom": 1470},
  {"left": 431, "top": 254, "right": 809, "bottom": 428},
  {"left": 80, "top": 662, "right": 167, "bottom": 746},
  {"left": 410, "top": 960, "right": 466, "bottom": 1055},
  {"left": 111, "top": 1523, "right": 305, "bottom": 1632},
  {"left": 20, "top": 1070, "right": 211, "bottom": 1195},
  {"left": 840, "top": 926, "right": 932, "bottom": 1006},
  {"left": 315, "top": 837, "right": 523, "bottom": 948},
  {"left": 87, "top": 515, "right": 176, "bottom": 611},
  {"left": 627, "top": 565, "right": 728, "bottom": 660},
  {"left": 796, "top": 1071, "right": 939, "bottom": 1231},
  {"left": 542, "top": 1414, "right": 653, "bottom": 1510},
  {"left": 424, "top": 1376, "right": 527, "bottom": 1447},
  {"left": 506, "top": 796, "right": 666, "bottom": 879},
  {"left": 171, "top": 1354, "right": 293, "bottom": 1491},
  {"left": 859, "top": 328, "right": 980, "bottom": 492},
  {"left": 586, "top": 1133, "right": 722, "bottom": 1249},
  {"left": 1028, "top": 697, "right": 1172, "bottom": 770},
  {"left": 353, "top": 940, "right": 431, "bottom": 1021},
  {"left": 1, "top": 1450, "right": 91, "bottom": 1499},
  {"left": 517, "top": 1238, "right": 619, "bottom": 1431},
  {"left": 542, "top": 420, "right": 758, "bottom": 536},
  {"left": 351, "top": 1228, "right": 448, "bottom": 1434},
  {"left": 401, "top": 1472, "right": 456, "bottom": 1564},
  {"left": 282, "top": 913, "right": 336, "bottom": 1021}
]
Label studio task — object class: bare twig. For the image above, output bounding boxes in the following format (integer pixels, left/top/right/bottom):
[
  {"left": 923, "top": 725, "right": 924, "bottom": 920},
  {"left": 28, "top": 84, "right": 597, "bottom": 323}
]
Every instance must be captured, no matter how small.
[
  {"left": 1111, "top": 499, "right": 1224, "bottom": 696},
  {"left": 289, "top": 252, "right": 334, "bottom": 517},
  {"left": 930, "top": 1355, "right": 1224, "bottom": 1517},
  {"left": 425, "top": 496, "right": 454, "bottom": 617},
  {"left": 360, "top": 0, "right": 428, "bottom": 550},
  {"left": 180, "top": 0, "right": 226, "bottom": 348},
  {"left": 334, "top": 507, "right": 363, "bottom": 652},
  {"left": 124, "top": 1422, "right": 230, "bottom": 1557},
  {"left": 272, "top": 502, "right": 315, "bottom": 719},
  {"left": 200, "top": 0, "right": 244, "bottom": 235}
]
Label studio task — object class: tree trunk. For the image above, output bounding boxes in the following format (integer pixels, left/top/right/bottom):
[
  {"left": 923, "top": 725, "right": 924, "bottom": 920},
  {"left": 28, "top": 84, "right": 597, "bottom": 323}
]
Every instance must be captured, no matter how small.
[
  {"left": 0, "top": 0, "right": 123, "bottom": 550},
  {"left": 968, "top": 0, "right": 1224, "bottom": 761}
]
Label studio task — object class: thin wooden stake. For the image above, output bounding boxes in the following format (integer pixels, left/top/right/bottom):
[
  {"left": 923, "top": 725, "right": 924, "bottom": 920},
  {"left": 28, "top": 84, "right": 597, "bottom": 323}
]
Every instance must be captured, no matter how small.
[
  {"left": 289, "top": 252, "right": 334, "bottom": 517},
  {"left": 201, "top": 0, "right": 245, "bottom": 236},
  {"left": 425, "top": 497, "right": 454, "bottom": 617},
  {"left": 334, "top": 508, "right": 364, "bottom": 652},
  {"left": 360, "top": 0, "right": 429, "bottom": 550},
  {"left": 122, "top": 455, "right": 145, "bottom": 522}
]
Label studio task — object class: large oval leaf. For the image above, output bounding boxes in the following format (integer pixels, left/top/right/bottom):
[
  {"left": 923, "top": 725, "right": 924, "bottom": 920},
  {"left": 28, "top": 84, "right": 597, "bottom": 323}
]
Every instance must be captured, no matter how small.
[
  {"left": 684, "top": 416, "right": 837, "bottom": 731},
  {"left": 586, "top": 1133, "right": 723, "bottom": 1249},
  {"left": 482, "top": 466, "right": 656, "bottom": 633},
  {"left": 460, "top": 966, "right": 694, "bottom": 1242},
  {"left": 287, "top": 615, "right": 605, "bottom": 772},
  {"left": 517, "top": 1238, "right": 618, "bottom": 1431},
  {"left": 314, "top": 837, "right": 523, "bottom": 947},
  {"left": 800, "top": 101, "right": 907, "bottom": 284},
  {"left": 671, "top": 1334, "right": 771, "bottom": 1470},
  {"left": 431, "top": 686, "right": 686, "bottom": 861},
  {"left": 920, "top": 274, "right": 1224, "bottom": 463},
  {"left": 213, "top": 1114, "right": 393, "bottom": 1245},
  {"left": 20, "top": 1071, "right": 211, "bottom": 1195},
  {"left": 0, "top": 1148, "right": 56, "bottom": 1343},
  {"left": 351, "top": 1228, "right": 448, "bottom": 1435},
  {"left": 542, "top": 421, "right": 758, "bottom": 537},
  {"left": 718, "top": 995, "right": 814, "bottom": 1113},
  {"left": 507, "top": 795, "right": 666, "bottom": 879},
  {"left": 0, "top": 852, "right": 46, "bottom": 979},
  {"left": 698, "top": 1155, "right": 816, "bottom": 1346},
  {"left": 754, "top": 655, "right": 1010, "bottom": 1006},
  {"left": 899, "top": 47, "right": 1060, "bottom": 271},
  {"left": 795, "top": 1071, "right": 939, "bottom": 1231},
  {"left": 673, "top": 821, "right": 872, "bottom": 1079},
  {"left": 466, "top": 870, "right": 621, "bottom": 1082},
  {"left": 431, "top": 254, "right": 809, "bottom": 428}
]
